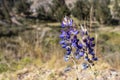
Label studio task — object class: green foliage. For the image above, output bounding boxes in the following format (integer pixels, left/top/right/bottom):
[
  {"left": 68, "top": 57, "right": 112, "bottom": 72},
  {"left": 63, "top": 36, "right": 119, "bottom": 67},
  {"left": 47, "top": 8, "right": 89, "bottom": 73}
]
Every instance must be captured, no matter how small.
[
  {"left": 0, "top": 0, "right": 12, "bottom": 23},
  {"left": 0, "top": 8, "right": 5, "bottom": 20},
  {"left": 113, "top": 0, "right": 120, "bottom": 19},
  {"left": 94, "top": 0, "right": 112, "bottom": 24},
  {"left": 0, "top": 63, "right": 9, "bottom": 73},
  {"left": 99, "top": 32, "right": 120, "bottom": 53},
  {"left": 72, "top": 0, "right": 112, "bottom": 24},
  {"left": 71, "top": 0, "right": 90, "bottom": 20},
  {"left": 0, "top": 0, "right": 32, "bottom": 24},
  {"left": 20, "top": 57, "right": 32, "bottom": 65},
  {"left": 37, "top": 6, "right": 54, "bottom": 21},
  {"left": 37, "top": 0, "right": 70, "bottom": 21},
  {"left": 51, "top": 0, "right": 70, "bottom": 21},
  {"left": 14, "top": 0, "right": 32, "bottom": 15},
  {"left": 54, "top": 6, "right": 70, "bottom": 21}
]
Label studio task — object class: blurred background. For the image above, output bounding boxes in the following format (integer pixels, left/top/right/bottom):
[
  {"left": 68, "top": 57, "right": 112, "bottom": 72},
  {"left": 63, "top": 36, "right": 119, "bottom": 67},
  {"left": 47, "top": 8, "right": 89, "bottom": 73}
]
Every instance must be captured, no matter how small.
[{"left": 0, "top": 0, "right": 120, "bottom": 80}]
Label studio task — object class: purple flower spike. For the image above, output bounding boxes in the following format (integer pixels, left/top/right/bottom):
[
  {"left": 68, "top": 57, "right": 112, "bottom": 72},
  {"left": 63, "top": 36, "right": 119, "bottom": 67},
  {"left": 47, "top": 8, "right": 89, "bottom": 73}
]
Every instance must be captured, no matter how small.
[{"left": 59, "top": 16, "right": 98, "bottom": 67}]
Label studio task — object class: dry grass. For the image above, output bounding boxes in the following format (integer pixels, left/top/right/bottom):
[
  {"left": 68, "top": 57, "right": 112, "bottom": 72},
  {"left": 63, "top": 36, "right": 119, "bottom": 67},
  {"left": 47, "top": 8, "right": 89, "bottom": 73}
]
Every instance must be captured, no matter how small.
[{"left": 103, "top": 53, "right": 120, "bottom": 70}]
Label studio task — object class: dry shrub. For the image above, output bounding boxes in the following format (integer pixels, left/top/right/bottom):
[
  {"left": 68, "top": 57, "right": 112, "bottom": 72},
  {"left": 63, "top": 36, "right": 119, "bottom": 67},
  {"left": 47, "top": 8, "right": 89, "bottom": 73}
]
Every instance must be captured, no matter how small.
[{"left": 103, "top": 52, "right": 120, "bottom": 69}]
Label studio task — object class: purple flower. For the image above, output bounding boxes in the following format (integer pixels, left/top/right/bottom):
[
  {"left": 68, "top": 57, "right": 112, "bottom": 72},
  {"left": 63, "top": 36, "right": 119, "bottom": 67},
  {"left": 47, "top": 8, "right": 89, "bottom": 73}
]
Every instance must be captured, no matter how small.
[
  {"left": 61, "top": 17, "right": 73, "bottom": 27},
  {"left": 78, "top": 43, "right": 83, "bottom": 49},
  {"left": 68, "top": 19, "right": 73, "bottom": 26},
  {"left": 72, "top": 43, "right": 77, "bottom": 47},
  {"left": 85, "top": 42, "right": 90, "bottom": 48},
  {"left": 92, "top": 57, "right": 98, "bottom": 61},
  {"left": 59, "top": 34, "right": 64, "bottom": 39},
  {"left": 71, "top": 29, "right": 79, "bottom": 35},
  {"left": 85, "top": 56, "right": 90, "bottom": 61},
  {"left": 59, "top": 40, "right": 65, "bottom": 44},
  {"left": 91, "top": 43, "right": 95, "bottom": 47},
  {"left": 64, "top": 55, "right": 69, "bottom": 62},
  {"left": 74, "top": 50, "right": 81, "bottom": 59},
  {"left": 61, "top": 23, "right": 65, "bottom": 28},
  {"left": 83, "top": 38, "right": 87, "bottom": 42},
  {"left": 66, "top": 46, "right": 72, "bottom": 51},
  {"left": 89, "top": 48, "right": 94, "bottom": 52},
  {"left": 59, "top": 31, "right": 66, "bottom": 39},
  {"left": 89, "top": 37, "right": 95, "bottom": 41},
  {"left": 66, "top": 51, "right": 71, "bottom": 55},
  {"left": 62, "top": 44, "right": 67, "bottom": 48},
  {"left": 89, "top": 51, "right": 95, "bottom": 55},
  {"left": 59, "top": 16, "right": 98, "bottom": 66},
  {"left": 71, "top": 36, "right": 79, "bottom": 43},
  {"left": 81, "top": 63, "right": 89, "bottom": 70},
  {"left": 79, "top": 51, "right": 84, "bottom": 57},
  {"left": 66, "top": 33, "right": 71, "bottom": 39},
  {"left": 75, "top": 54, "right": 81, "bottom": 59}
]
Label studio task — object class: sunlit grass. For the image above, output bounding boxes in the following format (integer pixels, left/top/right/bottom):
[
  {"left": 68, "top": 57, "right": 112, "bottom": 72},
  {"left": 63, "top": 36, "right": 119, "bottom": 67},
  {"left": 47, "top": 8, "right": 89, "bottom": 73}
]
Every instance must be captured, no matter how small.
[{"left": 0, "top": 21, "right": 120, "bottom": 80}]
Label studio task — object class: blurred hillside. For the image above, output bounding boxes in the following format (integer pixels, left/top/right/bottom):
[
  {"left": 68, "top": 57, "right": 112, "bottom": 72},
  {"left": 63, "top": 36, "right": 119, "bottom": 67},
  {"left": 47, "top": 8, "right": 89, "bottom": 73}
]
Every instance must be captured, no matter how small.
[
  {"left": 0, "top": 0, "right": 120, "bottom": 80},
  {"left": 0, "top": 0, "right": 120, "bottom": 23}
]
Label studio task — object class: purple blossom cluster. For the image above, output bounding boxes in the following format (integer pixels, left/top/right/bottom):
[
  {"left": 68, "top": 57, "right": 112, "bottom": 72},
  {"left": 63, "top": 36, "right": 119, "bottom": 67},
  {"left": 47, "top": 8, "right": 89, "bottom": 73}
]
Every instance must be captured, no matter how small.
[{"left": 59, "top": 16, "right": 98, "bottom": 68}]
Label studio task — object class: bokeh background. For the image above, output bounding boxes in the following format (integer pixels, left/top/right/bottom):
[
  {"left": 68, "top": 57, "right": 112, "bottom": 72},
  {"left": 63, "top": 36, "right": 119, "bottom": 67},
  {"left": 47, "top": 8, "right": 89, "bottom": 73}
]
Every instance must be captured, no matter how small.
[{"left": 0, "top": 0, "right": 120, "bottom": 80}]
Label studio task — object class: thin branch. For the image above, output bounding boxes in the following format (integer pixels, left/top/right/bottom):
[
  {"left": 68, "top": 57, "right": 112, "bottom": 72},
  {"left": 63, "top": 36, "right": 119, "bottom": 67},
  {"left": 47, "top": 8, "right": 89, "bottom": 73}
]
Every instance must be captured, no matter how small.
[
  {"left": 71, "top": 53, "right": 80, "bottom": 80},
  {"left": 90, "top": 1, "right": 93, "bottom": 35}
]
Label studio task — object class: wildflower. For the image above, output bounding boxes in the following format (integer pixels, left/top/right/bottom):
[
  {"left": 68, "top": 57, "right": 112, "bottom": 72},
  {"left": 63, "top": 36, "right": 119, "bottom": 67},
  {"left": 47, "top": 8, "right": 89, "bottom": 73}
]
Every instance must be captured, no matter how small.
[
  {"left": 61, "top": 44, "right": 67, "bottom": 48},
  {"left": 61, "top": 22, "right": 65, "bottom": 28},
  {"left": 59, "top": 16, "right": 98, "bottom": 67},
  {"left": 75, "top": 54, "right": 81, "bottom": 59},
  {"left": 85, "top": 56, "right": 90, "bottom": 61},
  {"left": 89, "top": 37, "right": 95, "bottom": 41},
  {"left": 92, "top": 56, "right": 98, "bottom": 61},
  {"left": 59, "top": 40, "right": 65, "bottom": 45},
  {"left": 59, "top": 31, "right": 66, "bottom": 39},
  {"left": 71, "top": 29, "right": 79, "bottom": 35},
  {"left": 89, "top": 51, "right": 95, "bottom": 56},
  {"left": 61, "top": 16, "right": 73, "bottom": 27},
  {"left": 66, "top": 51, "right": 71, "bottom": 55},
  {"left": 66, "top": 46, "right": 72, "bottom": 51},
  {"left": 64, "top": 55, "right": 69, "bottom": 61},
  {"left": 81, "top": 63, "right": 89, "bottom": 70},
  {"left": 68, "top": 18, "right": 73, "bottom": 27},
  {"left": 79, "top": 51, "right": 84, "bottom": 57}
]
